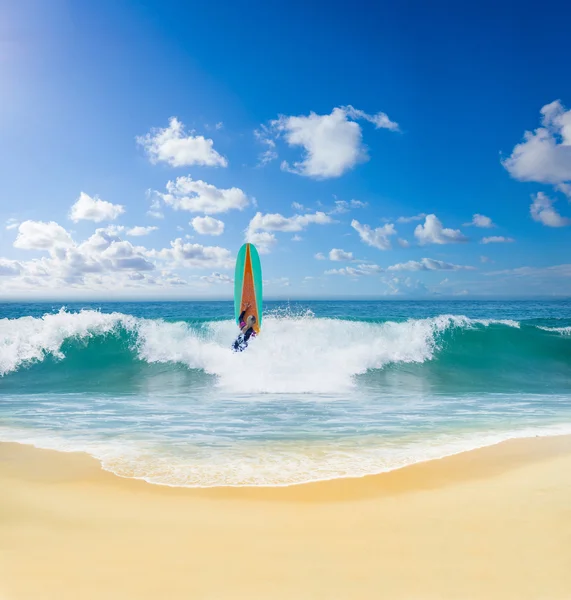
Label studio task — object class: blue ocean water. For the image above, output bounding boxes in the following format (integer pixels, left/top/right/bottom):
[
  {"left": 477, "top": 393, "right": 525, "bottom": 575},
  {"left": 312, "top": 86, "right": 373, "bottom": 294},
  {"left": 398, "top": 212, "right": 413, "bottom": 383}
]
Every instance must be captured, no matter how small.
[{"left": 1, "top": 300, "right": 570, "bottom": 486}]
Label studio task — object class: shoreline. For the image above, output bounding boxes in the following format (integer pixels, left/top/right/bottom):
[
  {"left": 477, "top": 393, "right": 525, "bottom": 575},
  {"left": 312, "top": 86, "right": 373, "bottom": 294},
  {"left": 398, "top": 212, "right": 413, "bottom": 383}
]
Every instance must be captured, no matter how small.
[
  {"left": 2, "top": 436, "right": 571, "bottom": 598},
  {"left": 2, "top": 426, "right": 571, "bottom": 493}
]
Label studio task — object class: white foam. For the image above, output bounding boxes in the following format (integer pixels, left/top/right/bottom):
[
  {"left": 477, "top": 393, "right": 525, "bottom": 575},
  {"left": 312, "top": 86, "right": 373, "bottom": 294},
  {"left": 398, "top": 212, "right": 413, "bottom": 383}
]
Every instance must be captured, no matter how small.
[
  {"left": 0, "top": 309, "right": 521, "bottom": 392},
  {"left": 537, "top": 325, "right": 571, "bottom": 335},
  {"left": 135, "top": 313, "right": 511, "bottom": 394},
  {"left": 2, "top": 422, "right": 571, "bottom": 487},
  {"left": 0, "top": 308, "right": 134, "bottom": 376}
]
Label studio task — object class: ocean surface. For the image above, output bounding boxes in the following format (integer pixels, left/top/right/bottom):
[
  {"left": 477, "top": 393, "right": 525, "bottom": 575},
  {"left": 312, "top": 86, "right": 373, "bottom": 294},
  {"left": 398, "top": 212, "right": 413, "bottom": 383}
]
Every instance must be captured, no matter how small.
[{"left": 1, "top": 300, "right": 570, "bottom": 487}]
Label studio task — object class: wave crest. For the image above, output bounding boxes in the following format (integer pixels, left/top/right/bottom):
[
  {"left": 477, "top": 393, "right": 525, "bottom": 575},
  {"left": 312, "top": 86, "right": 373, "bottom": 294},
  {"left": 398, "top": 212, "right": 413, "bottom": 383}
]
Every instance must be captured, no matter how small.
[{"left": 0, "top": 309, "right": 533, "bottom": 393}]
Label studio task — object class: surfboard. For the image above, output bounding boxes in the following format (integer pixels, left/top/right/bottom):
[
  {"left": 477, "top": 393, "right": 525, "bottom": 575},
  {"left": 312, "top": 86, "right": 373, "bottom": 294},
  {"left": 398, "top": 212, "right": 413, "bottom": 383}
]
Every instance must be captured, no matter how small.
[{"left": 234, "top": 243, "right": 263, "bottom": 334}]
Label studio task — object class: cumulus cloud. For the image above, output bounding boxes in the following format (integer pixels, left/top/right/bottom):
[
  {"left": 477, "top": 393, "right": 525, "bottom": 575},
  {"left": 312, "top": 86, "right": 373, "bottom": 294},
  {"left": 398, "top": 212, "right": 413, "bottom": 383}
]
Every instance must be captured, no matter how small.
[
  {"left": 325, "top": 263, "right": 382, "bottom": 276},
  {"left": 414, "top": 215, "right": 468, "bottom": 245},
  {"left": 0, "top": 258, "right": 22, "bottom": 276},
  {"left": 314, "top": 252, "right": 326, "bottom": 260},
  {"left": 481, "top": 236, "right": 515, "bottom": 244},
  {"left": 69, "top": 192, "right": 125, "bottom": 223},
  {"left": 4, "top": 221, "right": 237, "bottom": 292},
  {"left": 9, "top": 222, "right": 158, "bottom": 287},
  {"left": 529, "top": 192, "right": 571, "bottom": 227},
  {"left": 329, "top": 248, "right": 354, "bottom": 261},
  {"left": 245, "top": 231, "right": 277, "bottom": 254},
  {"left": 190, "top": 216, "right": 225, "bottom": 236},
  {"left": 502, "top": 100, "right": 571, "bottom": 185},
  {"left": 397, "top": 238, "right": 410, "bottom": 248},
  {"left": 257, "top": 105, "right": 399, "bottom": 179},
  {"left": 246, "top": 211, "right": 333, "bottom": 253},
  {"left": 157, "top": 176, "right": 250, "bottom": 214},
  {"left": 388, "top": 258, "right": 475, "bottom": 271},
  {"left": 464, "top": 214, "right": 495, "bottom": 228},
  {"left": 247, "top": 211, "right": 332, "bottom": 233},
  {"left": 151, "top": 238, "right": 233, "bottom": 269},
  {"left": 14, "top": 220, "right": 74, "bottom": 251},
  {"left": 136, "top": 117, "right": 227, "bottom": 168},
  {"left": 125, "top": 226, "right": 158, "bottom": 236},
  {"left": 351, "top": 219, "right": 396, "bottom": 250}
]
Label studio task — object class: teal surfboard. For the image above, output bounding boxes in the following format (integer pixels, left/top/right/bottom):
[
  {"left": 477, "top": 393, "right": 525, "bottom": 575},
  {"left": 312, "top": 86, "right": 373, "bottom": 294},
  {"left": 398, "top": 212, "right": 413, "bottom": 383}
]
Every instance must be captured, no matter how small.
[{"left": 234, "top": 243, "right": 263, "bottom": 333}]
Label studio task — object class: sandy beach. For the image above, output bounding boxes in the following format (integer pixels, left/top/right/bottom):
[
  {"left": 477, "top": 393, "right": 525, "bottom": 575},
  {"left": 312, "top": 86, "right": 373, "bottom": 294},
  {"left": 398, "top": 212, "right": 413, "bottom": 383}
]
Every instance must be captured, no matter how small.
[{"left": 1, "top": 436, "right": 570, "bottom": 599}]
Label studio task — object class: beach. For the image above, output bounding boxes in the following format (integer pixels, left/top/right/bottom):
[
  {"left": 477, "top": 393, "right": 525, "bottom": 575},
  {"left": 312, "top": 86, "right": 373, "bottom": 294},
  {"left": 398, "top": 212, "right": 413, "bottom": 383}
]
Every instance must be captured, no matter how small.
[{"left": 2, "top": 436, "right": 571, "bottom": 600}]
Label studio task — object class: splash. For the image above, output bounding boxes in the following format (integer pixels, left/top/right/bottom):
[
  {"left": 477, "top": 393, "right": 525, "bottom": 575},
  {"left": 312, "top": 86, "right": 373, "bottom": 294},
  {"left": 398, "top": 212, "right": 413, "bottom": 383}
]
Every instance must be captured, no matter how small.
[{"left": 0, "top": 308, "right": 527, "bottom": 393}]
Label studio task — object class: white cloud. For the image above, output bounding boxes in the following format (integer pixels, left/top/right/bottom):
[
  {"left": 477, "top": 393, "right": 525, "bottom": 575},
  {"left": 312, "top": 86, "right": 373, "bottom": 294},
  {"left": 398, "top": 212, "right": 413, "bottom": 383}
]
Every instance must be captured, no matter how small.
[
  {"left": 9, "top": 223, "right": 159, "bottom": 287},
  {"left": 126, "top": 226, "right": 158, "bottom": 236},
  {"left": 136, "top": 117, "right": 227, "bottom": 168},
  {"left": 351, "top": 219, "right": 396, "bottom": 250},
  {"left": 245, "top": 231, "right": 277, "bottom": 254},
  {"left": 69, "top": 192, "right": 125, "bottom": 223},
  {"left": 502, "top": 100, "right": 571, "bottom": 185},
  {"left": 329, "top": 248, "right": 354, "bottom": 261},
  {"left": 529, "top": 192, "right": 571, "bottom": 227},
  {"left": 291, "top": 234, "right": 303, "bottom": 242},
  {"left": 99, "top": 240, "right": 155, "bottom": 271},
  {"left": 314, "top": 252, "right": 326, "bottom": 260},
  {"left": 397, "top": 238, "right": 410, "bottom": 248},
  {"left": 414, "top": 215, "right": 468, "bottom": 245},
  {"left": 0, "top": 258, "right": 22, "bottom": 276},
  {"left": 5, "top": 218, "right": 19, "bottom": 230},
  {"left": 342, "top": 105, "right": 399, "bottom": 131},
  {"left": 291, "top": 202, "right": 306, "bottom": 211},
  {"left": 481, "top": 236, "right": 515, "bottom": 244},
  {"left": 200, "top": 272, "right": 232, "bottom": 284},
  {"left": 325, "top": 263, "right": 382, "bottom": 276},
  {"left": 151, "top": 239, "right": 233, "bottom": 269},
  {"left": 556, "top": 183, "right": 571, "bottom": 199},
  {"left": 396, "top": 213, "right": 426, "bottom": 223},
  {"left": 190, "top": 216, "right": 225, "bottom": 236},
  {"left": 247, "top": 211, "right": 333, "bottom": 232},
  {"left": 14, "top": 220, "right": 74, "bottom": 251},
  {"left": 157, "top": 176, "right": 250, "bottom": 214},
  {"left": 382, "top": 276, "right": 428, "bottom": 296},
  {"left": 464, "top": 214, "right": 495, "bottom": 228},
  {"left": 259, "top": 105, "right": 399, "bottom": 179},
  {"left": 388, "top": 258, "right": 475, "bottom": 271},
  {"left": 480, "top": 255, "right": 493, "bottom": 263},
  {"left": 246, "top": 211, "right": 333, "bottom": 253}
]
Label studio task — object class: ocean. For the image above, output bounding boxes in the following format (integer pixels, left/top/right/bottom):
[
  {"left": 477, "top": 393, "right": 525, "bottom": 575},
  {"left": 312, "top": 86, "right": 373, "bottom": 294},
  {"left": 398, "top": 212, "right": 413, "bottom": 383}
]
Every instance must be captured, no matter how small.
[{"left": 1, "top": 300, "right": 570, "bottom": 487}]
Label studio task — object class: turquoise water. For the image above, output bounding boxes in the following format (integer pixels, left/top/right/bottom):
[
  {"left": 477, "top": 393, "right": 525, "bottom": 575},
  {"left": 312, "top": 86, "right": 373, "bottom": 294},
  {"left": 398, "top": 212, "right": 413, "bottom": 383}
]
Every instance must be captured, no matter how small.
[{"left": 1, "top": 300, "right": 570, "bottom": 486}]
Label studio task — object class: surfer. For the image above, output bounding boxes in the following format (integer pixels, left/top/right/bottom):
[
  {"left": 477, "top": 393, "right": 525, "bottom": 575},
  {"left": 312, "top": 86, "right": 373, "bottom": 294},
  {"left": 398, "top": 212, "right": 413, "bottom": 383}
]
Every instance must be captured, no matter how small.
[{"left": 232, "top": 303, "right": 257, "bottom": 352}]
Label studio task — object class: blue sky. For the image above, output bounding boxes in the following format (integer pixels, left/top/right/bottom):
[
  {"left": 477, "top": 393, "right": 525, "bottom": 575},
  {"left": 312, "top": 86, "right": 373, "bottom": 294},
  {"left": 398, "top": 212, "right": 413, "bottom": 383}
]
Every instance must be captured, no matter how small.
[{"left": 1, "top": 0, "right": 570, "bottom": 299}]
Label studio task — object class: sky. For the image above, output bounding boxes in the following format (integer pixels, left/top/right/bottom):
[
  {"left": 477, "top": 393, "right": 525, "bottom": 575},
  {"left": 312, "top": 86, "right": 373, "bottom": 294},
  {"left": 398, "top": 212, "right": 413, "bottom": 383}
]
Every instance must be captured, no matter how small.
[{"left": 1, "top": 0, "right": 570, "bottom": 300}]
